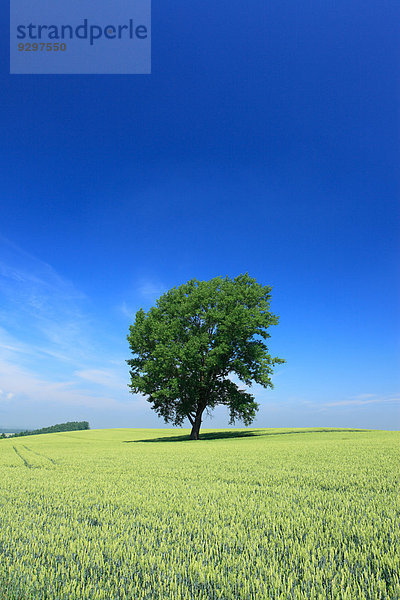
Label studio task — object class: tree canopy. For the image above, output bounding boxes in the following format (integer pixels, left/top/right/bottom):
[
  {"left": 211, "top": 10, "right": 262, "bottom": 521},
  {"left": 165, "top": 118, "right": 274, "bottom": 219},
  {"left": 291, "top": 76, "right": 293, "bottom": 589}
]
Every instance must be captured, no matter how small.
[{"left": 127, "top": 274, "right": 284, "bottom": 439}]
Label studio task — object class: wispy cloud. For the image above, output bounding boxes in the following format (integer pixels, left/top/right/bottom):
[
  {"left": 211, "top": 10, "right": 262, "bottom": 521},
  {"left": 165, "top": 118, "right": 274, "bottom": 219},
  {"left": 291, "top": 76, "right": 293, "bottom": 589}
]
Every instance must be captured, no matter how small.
[
  {"left": 120, "top": 301, "right": 136, "bottom": 319},
  {"left": 0, "top": 238, "right": 140, "bottom": 421},
  {"left": 137, "top": 279, "right": 166, "bottom": 301},
  {"left": 0, "top": 387, "right": 14, "bottom": 402},
  {"left": 322, "top": 394, "right": 400, "bottom": 408},
  {"left": 299, "top": 394, "right": 400, "bottom": 411},
  {"left": 0, "top": 356, "right": 107, "bottom": 408},
  {"left": 0, "top": 237, "right": 91, "bottom": 365},
  {"left": 74, "top": 368, "right": 127, "bottom": 392},
  {"left": 118, "top": 279, "right": 166, "bottom": 320}
]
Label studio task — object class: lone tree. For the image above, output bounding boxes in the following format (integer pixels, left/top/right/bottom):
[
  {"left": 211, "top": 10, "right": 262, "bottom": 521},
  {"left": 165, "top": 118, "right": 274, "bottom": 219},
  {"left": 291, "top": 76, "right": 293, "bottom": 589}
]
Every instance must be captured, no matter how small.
[{"left": 127, "top": 274, "right": 284, "bottom": 439}]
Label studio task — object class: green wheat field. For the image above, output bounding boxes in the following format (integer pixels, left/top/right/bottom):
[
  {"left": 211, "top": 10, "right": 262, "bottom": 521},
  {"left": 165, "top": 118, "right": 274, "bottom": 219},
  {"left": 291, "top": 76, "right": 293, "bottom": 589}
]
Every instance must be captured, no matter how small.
[{"left": 0, "top": 428, "right": 399, "bottom": 599}]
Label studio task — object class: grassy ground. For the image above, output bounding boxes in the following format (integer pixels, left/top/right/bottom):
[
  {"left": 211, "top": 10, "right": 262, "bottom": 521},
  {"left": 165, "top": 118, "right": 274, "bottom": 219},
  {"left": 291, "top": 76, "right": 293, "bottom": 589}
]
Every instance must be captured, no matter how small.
[{"left": 0, "top": 427, "right": 398, "bottom": 599}]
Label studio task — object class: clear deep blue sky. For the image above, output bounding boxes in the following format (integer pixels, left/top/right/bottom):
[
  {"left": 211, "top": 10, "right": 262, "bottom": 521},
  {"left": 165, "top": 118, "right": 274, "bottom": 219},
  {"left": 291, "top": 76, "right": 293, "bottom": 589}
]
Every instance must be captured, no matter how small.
[{"left": 0, "top": 1, "right": 399, "bottom": 430}]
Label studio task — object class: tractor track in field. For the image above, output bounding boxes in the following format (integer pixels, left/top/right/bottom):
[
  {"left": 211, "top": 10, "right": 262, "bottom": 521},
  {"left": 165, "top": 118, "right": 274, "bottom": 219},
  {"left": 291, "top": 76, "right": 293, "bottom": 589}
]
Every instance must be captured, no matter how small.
[
  {"left": 13, "top": 446, "right": 32, "bottom": 468},
  {"left": 23, "top": 445, "right": 57, "bottom": 465}
]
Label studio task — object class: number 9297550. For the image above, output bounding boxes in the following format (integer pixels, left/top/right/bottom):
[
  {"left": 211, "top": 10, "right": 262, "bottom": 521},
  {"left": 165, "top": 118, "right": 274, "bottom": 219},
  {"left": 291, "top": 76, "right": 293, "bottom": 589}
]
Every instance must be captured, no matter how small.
[{"left": 18, "top": 43, "right": 67, "bottom": 51}]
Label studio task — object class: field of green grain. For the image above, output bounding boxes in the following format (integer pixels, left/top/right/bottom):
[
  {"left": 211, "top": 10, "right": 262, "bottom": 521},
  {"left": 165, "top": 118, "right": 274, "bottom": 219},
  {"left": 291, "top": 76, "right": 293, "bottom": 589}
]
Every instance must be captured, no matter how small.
[{"left": 0, "top": 428, "right": 398, "bottom": 599}]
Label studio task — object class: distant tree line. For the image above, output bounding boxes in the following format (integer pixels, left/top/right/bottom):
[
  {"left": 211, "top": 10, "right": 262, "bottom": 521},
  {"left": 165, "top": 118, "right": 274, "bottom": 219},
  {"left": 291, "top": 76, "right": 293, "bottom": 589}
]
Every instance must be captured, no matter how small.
[{"left": 0, "top": 421, "right": 90, "bottom": 439}]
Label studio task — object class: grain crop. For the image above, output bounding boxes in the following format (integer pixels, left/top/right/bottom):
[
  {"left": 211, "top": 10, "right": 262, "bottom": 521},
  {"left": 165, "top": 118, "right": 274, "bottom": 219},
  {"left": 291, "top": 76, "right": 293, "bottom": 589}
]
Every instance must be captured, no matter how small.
[{"left": 0, "top": 428, "right": 398, "bottom": 599}]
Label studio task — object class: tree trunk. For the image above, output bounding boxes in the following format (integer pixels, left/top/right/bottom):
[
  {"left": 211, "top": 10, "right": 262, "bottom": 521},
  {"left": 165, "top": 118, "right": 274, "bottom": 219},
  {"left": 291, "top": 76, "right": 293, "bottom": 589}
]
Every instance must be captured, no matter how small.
[{"left": 189, "top": 410, "right": 203, "bottom": 440}]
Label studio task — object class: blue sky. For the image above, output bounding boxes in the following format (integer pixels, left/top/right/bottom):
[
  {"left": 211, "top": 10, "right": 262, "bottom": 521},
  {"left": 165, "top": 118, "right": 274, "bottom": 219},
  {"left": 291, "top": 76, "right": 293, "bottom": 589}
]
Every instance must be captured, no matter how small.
[{"left": 0, "top": 0, "right": 399, "bottom": 430}]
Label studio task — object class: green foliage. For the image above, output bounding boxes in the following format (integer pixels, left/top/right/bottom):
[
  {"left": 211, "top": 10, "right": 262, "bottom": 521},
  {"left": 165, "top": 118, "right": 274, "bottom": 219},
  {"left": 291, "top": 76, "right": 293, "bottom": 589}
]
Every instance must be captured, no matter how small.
[
  {"left": 0, "top": 428, "right": 398, "bottom": 599},
  {"left": 127, "top": 274, "right": 284, "bottom": 436},
  {"left": 3, "top": 421, "right": 89, "bottom": 439}
]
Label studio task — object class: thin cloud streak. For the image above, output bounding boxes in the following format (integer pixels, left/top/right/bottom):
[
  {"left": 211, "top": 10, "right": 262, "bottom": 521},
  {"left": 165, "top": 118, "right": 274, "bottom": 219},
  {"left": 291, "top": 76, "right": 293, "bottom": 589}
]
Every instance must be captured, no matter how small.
[
  {"left": 75, "top": 368, "right": 127, "bottom": 392},
  {"left": 322, "top": 395, "right": 400, "bottom": 408},
  {"left": 137, "top": 280, "right": 166, "bottom": 300}
]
